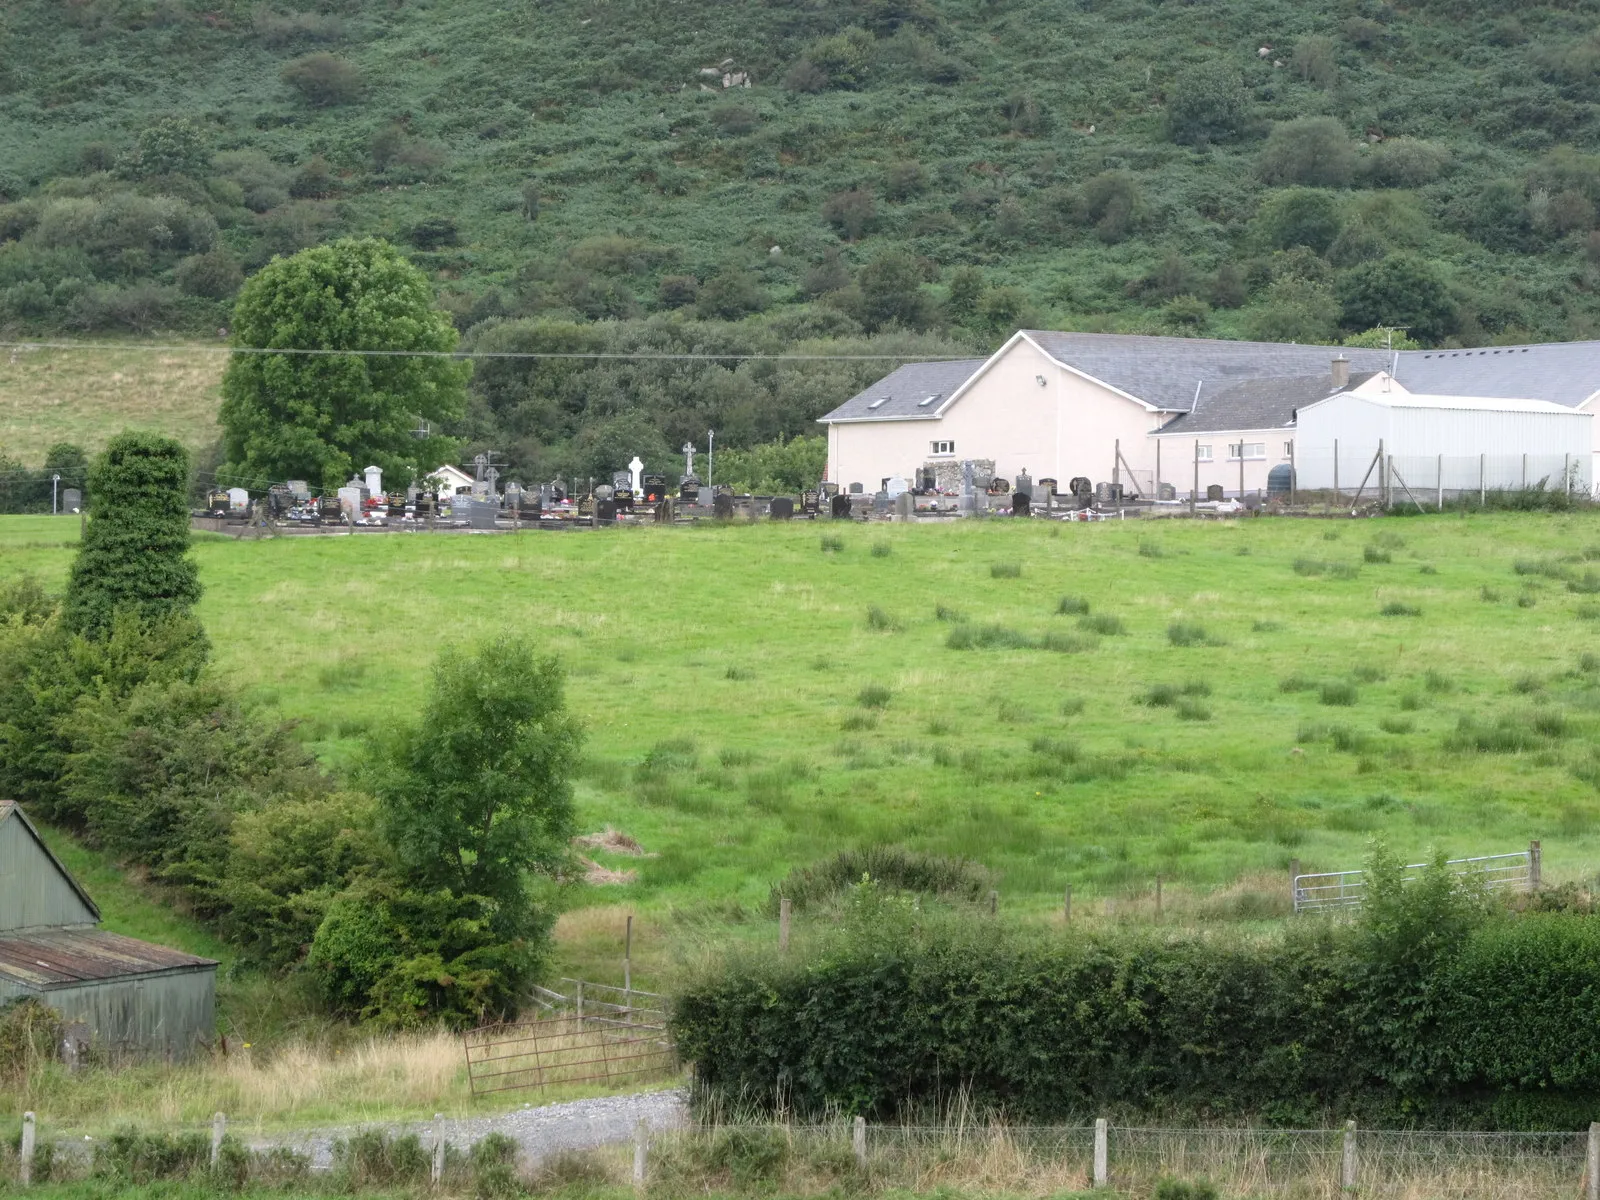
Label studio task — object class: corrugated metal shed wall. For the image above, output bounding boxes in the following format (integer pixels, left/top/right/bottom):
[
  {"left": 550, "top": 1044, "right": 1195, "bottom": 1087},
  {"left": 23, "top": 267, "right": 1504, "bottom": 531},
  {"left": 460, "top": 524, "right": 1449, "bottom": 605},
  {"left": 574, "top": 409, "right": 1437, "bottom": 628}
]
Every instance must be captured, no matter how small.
[
  {"left": 0, "top": 812, "right": 99, "bottom": 934},
  {"left": 1295, "top": 396, "right": 1593, "bottom": 490},
  {"left": 0, "top": 967, "right": 216, "bottom": 1060}
]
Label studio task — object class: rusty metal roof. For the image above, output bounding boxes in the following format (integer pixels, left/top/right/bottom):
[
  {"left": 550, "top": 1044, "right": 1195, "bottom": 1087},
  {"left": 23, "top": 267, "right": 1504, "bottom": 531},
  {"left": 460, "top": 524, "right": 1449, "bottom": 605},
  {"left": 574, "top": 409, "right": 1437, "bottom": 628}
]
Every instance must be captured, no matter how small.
[{"left": 0, "top": 928, "right": 216, "bottom": 989}]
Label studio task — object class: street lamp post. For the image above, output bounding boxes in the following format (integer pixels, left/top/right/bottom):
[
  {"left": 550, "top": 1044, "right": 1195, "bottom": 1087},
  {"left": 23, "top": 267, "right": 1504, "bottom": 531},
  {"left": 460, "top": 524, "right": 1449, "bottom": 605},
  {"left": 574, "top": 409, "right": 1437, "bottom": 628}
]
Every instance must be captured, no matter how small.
[{"left": 51, "top": 473, "right": 60, "bottom": 515}]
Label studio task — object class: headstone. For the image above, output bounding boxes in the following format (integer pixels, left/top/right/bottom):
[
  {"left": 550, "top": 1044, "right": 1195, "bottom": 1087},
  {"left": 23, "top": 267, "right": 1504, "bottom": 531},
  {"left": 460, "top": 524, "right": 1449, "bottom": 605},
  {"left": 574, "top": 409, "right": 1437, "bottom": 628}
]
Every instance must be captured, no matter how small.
[
  {"left": 642, "top": 473, "right": 667, "bottom": 503},
  {"left": 578, "top": 494, "right": 595, "bottom": 517},
  {"left": 612, "top": 471, "right": 630, "bottom": 492},
  {"left": 680, "top": 477, "right": 701, "bottom": 503},
  {"left": 830, "top": 493, "right": 853, "bottom": 519},
  {"left": 801, "top": 490, "right": 821, "bottom": 515},
  {"left": 227, "top": 486, "right": 249, "bottom": 512},
  {"left": 504, "top": 482, "right": 523, "bottom": 507},
  {"left": 872, "top": 491, "right": 890, "bottom": 516},
  {"left": 364, "top": 465, "right": 383, "bottom": 496},
  {"left": 1094, "top": 481, "right": 1111, "bottom": 502},
  {"left": 628, "top": 456, "right": 644, "bottom": 496},
  {"left": 337, "top": 485, "right": 363, "bottom": 522},
  {"left": 821, "top": 482, "right": 840, "bottom": 498},
  {"left": 770, "top": 497, "right": 795, "bottom": 520},
  {"left": 848, "top": 482, "right": 864, "bottom": 494},
  {"left": 614, "top": 487, "right": 635, "bottom": 513},
  {"left": 596, "top": 498, "right": 618, "bottom": 523},
  {"left": 1244, "top": 492, "right": 1263, "bottom": 511},
  {"left": 596, "top": 484, "right": 615, "bottom": 501},
  {"left": 469, "top": 499, "right": 499, "bottom": 530},
  {"left": 714, "top": 493, "right": 735, "bottom": 520},
  {"left": 539, "top": 483, "right": 554, "bottom": 507},
  {"left": 1012, "top": 492, "right": 1031, "bottom": 517},
  {"left": 1206, "top": 484, "right": 1225, "bottom": 502},
  {"left": 1016, "top": 470, "right": 1033, "bottom": 499},
  {"left": 654, "top": 498, "right": 674, "bottom": 523},
  {"left": 1158, "top": 482, "right": 1177, "bottom": 501},
  {"left": 987, "top": 476, "right": 1010, "bottom": 496},
  {"left": 1038, "top": 477, "right": 1058, "bottom": 497},
  {"left": 886, "top": 476, "right": 909, "bottom": 498},
  {"left": 62, "top": 487, "right": 82, "bottom": 512},
  {"left": 894, "top": 491, "right": 914, "bottom": 522},
  {"left": 287, "top": 480, "right": 310, "bottom": 500}
]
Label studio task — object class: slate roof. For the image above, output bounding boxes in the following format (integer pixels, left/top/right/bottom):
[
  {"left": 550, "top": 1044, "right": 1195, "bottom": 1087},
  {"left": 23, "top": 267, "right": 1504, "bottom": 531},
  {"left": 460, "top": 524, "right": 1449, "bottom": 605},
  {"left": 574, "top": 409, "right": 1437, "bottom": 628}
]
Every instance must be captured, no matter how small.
[
  {"left": 1154, "top": 373, "right": 1378, "bottom": 436},
  {"left": 1394, "top": 342, "right": 1600, "bottom": 408},
  {"left": 1024, "top": 332, "right": 1394, "bottom": 412},
  {"left": 0, "top": 928, "right": 216, "bottom": 989},
  {"left": 816, "top": 359, "right": 986, "bottom": 422},
  {"left": 817, "top": 333, "right": 1600, "bottom": 425}
]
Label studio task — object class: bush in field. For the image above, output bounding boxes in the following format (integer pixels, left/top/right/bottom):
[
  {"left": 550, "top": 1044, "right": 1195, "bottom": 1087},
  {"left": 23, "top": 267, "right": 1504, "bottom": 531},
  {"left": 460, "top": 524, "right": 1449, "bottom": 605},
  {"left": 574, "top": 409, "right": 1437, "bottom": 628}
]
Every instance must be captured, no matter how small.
[
  {"left": 1167, "top": 61, "right": 1246, "bottom": 144},
  {"left": 280, "top": 53, "right": 363, "bottom": 106},
  {"left": 65, "top": 432, "right": 201, "bottom": 637},
  {"left": 768, "top": 846, "right": 992, "bottom": 913},
  {"left": 1258, "top": 118, "right": 1358, "bottom": 188}
]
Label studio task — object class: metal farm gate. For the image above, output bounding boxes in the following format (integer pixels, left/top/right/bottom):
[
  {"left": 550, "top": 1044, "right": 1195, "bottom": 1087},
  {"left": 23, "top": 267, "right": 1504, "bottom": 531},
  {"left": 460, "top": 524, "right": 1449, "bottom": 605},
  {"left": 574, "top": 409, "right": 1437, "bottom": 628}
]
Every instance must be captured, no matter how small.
[
  {"left": 1293, "top": 847, "right": 1537, "bottom": 914},
  {"left": 462, "top": 980, "right": 674, "bottom": 1096}
]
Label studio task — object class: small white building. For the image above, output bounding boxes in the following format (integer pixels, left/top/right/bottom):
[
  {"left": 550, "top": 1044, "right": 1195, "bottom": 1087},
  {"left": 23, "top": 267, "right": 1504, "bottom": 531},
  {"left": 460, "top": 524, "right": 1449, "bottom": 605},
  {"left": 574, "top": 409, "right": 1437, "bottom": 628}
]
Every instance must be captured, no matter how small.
[
  {"left": 1295, "top": 378, "right": 1593, "bottom": 494},
  {"left": 427, "top": 463, "right": 476, "bottom": 496}
]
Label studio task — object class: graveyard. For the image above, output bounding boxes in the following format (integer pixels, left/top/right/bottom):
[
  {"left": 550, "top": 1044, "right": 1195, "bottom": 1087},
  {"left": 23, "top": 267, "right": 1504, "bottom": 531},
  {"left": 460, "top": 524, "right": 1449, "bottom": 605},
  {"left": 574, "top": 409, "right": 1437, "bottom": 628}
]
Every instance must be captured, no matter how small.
[{"left": 4, "top": 507, "right": 1599, "bottom": 930}]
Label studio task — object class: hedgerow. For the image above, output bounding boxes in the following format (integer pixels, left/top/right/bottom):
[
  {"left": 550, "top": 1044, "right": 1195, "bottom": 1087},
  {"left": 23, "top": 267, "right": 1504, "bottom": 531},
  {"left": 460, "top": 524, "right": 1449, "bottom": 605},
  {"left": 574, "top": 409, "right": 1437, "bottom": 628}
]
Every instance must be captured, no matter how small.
[{"left": 672, "top": 855, "right": 1600, "bottom": 1128}]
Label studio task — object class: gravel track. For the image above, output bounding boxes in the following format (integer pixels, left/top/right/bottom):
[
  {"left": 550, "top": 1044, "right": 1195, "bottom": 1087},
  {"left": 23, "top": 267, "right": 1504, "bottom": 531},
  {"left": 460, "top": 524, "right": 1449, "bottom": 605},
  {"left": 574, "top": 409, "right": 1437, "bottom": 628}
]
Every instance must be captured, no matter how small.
[{"left": 248, "top": 1088, "right": 689, "bottom": 1170}]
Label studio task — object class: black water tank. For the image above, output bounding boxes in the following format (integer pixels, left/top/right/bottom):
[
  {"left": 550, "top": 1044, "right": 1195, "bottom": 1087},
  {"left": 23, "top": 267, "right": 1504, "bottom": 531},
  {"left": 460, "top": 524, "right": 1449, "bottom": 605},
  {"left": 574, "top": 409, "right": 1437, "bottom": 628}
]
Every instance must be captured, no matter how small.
[{"left": 1267, "top": 463, "right": 1295, "bottom": 498}]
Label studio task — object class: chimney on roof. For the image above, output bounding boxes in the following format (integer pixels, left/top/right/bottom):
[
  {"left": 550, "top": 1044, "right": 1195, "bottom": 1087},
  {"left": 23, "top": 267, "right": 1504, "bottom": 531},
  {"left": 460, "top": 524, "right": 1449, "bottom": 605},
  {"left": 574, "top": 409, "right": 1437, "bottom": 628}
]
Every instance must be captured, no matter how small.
[{"left": 1330, "top": 354, "right": 1350, "bottom": 389}]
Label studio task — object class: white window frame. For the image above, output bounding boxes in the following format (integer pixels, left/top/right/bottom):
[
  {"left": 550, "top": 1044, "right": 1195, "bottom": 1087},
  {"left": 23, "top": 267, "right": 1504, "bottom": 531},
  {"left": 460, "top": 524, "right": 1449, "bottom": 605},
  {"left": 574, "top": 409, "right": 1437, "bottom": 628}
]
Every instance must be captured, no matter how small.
[
  {"left": 1228, "top": 442, "right": 1266, "bottom": 461},
  {"left": 1283, "top": 440, "right": 1295, "bottom": 460},
  {"left": 930, "top": 440, "right": 955, "bottom": 456},
  {"left": 1195, "top": 444, "right": 1213, "bottom": 462}
]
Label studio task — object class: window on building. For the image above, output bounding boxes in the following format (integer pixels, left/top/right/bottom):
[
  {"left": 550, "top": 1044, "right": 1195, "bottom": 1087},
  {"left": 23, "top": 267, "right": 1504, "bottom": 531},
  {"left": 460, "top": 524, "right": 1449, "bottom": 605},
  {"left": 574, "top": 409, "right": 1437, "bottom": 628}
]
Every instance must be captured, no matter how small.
[
  {"left": 1283, "top": 440, "right": 1294, "bottom": 459},
  {"left": 930, "top": 440, "right": 955, "bottom": 455},
  {"left": 1195, "top": 445, "right": 1214, "bottom": 461},
  {"left": 1228, "top": 442, "right": 1266, "bottom": 460}
]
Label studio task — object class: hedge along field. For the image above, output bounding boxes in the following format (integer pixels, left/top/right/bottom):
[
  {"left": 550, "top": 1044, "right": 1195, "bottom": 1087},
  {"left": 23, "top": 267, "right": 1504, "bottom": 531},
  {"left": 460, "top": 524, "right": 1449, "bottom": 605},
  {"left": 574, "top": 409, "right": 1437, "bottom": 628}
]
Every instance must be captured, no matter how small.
[{"left": 3, "top": 511, "right": 1600, "bottom": 914}]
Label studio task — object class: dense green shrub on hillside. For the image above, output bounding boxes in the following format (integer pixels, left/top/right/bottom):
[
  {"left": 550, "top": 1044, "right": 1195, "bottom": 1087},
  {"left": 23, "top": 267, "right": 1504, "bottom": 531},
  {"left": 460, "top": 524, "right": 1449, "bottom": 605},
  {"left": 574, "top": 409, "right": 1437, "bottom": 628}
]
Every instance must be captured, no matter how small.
[
  {"left": 673, "top": 858, "right": 1600, "bottom": 1126},
  {"left": 64, "top": 432, "right": 201, "bottom": 637},
  {"left": 1258, "top": 118, "right": 1359, "bottom": 188},
  {"left": 1167, "top": 61, "right": 1247, "bottom": 145}
]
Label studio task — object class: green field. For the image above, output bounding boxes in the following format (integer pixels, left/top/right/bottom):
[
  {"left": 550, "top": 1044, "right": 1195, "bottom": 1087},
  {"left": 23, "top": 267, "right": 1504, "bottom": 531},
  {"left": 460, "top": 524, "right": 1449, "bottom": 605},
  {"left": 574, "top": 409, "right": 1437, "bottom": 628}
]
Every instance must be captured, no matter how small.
[{"left": 5, "top": 511, "right": 1600, "bottom": 920}]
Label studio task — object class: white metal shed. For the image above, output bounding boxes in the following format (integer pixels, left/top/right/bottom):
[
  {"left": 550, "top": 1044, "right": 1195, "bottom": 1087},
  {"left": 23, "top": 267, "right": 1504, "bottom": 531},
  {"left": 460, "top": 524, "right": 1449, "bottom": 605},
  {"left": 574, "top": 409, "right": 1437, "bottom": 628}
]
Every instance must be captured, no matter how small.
[{"left": 1293, "top": 389, "right": 1594, "bottom": 495}]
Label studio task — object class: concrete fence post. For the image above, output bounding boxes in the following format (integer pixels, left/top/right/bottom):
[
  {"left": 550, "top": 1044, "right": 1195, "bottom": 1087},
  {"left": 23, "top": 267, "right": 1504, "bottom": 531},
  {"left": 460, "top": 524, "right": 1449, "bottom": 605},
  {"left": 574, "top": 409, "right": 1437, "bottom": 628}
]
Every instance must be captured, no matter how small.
[
  {"left": 1063, "top": 885, "right": 1072, "bottom": 923},
  {"left": 19, "top": 1112, "right": 35, "bottom": 1186},
  {"left": 1092, "top": 1118, "right": 1108, "bottom": 1188},
  {"left": 779, "top": 898, "right": 791, "bottom": 952},
  {"left": 1587, "top": 1121, "right": 1599, "bottom": 1200},
  {"left": 576, "top": 980, "right": 585, "bottom": 1031},
  {"left": 633, "top": 1121, "right": 649, "bottom": 1192},
  {"left": 431, "top": 1132, "right": 446, "bottom": 1185},
  {"left": 1530, "top": 840, "right": 1542, "bottom": 891},
  {"left": 211, "top": 1112, "right": 226, "bottom": 1168},
  {"left": 853, "top": 1116, "right": 867, "bottom": 1169},
  {"left": 1341, "top": 1120, "right": 1357, "bottom": 1192}
]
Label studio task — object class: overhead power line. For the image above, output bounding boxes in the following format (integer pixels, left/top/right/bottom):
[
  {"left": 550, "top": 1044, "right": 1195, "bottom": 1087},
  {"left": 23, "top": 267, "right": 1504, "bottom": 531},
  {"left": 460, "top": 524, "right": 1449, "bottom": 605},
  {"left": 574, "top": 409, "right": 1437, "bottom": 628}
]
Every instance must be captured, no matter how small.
[{"left": 2, "top": 340, "right": 970, "bottom": 363}]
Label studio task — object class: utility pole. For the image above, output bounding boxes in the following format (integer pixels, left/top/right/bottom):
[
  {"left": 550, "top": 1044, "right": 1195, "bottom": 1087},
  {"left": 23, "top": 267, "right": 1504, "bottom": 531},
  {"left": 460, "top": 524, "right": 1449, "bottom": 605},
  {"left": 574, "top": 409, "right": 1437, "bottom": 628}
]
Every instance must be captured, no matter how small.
[
  {"left": 51, "top": 472, "right": 60, "bottom": 515},
  {"left": 707, "top": 430, "right": 715, "bottom": 495}
]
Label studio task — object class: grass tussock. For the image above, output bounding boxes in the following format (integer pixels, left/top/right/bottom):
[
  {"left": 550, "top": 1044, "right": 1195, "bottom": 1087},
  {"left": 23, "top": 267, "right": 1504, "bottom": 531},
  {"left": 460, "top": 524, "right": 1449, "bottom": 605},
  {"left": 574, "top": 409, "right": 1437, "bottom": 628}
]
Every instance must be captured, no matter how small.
[
  {"left": 768, "top": 846, "right": 992, "bottom": 914},
  {"left": 1381, "top": 601, "right": 1423, "bottom": 617},
  {"left": 865, "top": 605, "right": 902, "bottom": 631},
  {"left": 1079, "top": 613, "right": 1126, "bottom": 636},
  {"left": 1167, "top": 620, "right": 1221, "bottom": 647},
  {"left": 990, "top": 561, "right": 1022, "bottom": 579},
  {"left": 857, "top": 683, "right": 892, "bottom": 709},
  {"left": 1055, "top": 594, "right": 1090, "bottom": 615}
]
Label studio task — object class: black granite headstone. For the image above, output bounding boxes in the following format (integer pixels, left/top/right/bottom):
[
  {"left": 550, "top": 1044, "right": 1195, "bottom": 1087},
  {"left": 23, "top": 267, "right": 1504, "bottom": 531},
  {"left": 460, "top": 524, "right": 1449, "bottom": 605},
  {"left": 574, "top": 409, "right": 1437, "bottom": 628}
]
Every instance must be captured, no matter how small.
[
  {"left": 1206, "top": 484, "right": 1225, "bottom": 502},
  {"left": 714, "top": 493, "right": 735, "bottom": 520},
  {"left": 1011, "top": 492, "right": 1031, "bottom": 517},
  {"left": 770, "top": 497, "right": 795, "bottom": 520},
  {"left": 830, "top": 493, "right": 852, "bottom": 519},
  {"left": 596, "top": 498, "right": 618, "bottom": 523}
]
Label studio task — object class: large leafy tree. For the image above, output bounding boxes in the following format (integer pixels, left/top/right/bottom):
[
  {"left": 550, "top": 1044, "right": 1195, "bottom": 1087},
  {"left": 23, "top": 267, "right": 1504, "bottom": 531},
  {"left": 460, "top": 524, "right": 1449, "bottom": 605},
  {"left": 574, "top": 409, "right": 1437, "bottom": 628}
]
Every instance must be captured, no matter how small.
[
  {"left": 309, "top": 636, "right": 581, "bottom": 1026},
  {"left": 1338, "top": 253, "right": 1459, "bottom": 343},
  {"left": 219, "top": 238, "right": 468, "bottom": 492},
  {"left": 64, "top": 432, "right": 202, "bottom": 637}
]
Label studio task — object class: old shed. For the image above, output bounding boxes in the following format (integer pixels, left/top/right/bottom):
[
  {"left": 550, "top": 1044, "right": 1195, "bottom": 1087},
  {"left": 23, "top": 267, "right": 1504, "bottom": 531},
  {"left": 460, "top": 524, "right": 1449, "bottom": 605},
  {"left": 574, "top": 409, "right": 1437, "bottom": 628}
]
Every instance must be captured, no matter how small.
[{"left": 0, "top": 801, "right": 217, "bottom": 1060}]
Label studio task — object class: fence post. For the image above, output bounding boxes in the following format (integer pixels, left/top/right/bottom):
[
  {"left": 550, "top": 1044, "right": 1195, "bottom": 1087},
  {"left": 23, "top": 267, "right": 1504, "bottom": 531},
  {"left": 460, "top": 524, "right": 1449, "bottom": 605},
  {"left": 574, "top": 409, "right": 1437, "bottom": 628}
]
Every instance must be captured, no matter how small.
[
  {"left": 1092, "top": 1118, "right": 1108, "bottom": 1187},
  {"left": 853, "top": 1115, "right": 867, "bottom": 1169},
  {"left": 1154, "top": 876, "right": 1163, "bottom": 917},
  {"left": 633, "top": 1121, "right": 649, "bottom": 1192},
  {"left": 576, "top": 980, "right": 585, "bottom": 1031},
  {"left": 1480, "top": 453, "right": 1486, "bottom": 508},
  {"left": 779, "top": 898, "right": 791, "bottom": 952},
  {"left": 19, "top": 1112, "right": 34, "bottom": 1186},
  {"left": 1587, "top": 1121, "right": 1599, "bottom": 1200},
  {"left": 1530, "top": 840, "right": 1542, "bottom": 891},
  {"left": 1566, "top": 453, "right": 1573, "bottom": 496},
  {"left": 1289, "top": 859, "right": 1301, "bottom": 909},
  {"left": 431, "top": 1131, "right": 446, "bottom": 1186},
  {"left": 988, "top": 889, "right": 998, "bottom": 916},
  {"left": 1522, "top": 453, "right": 1528, "bottom": 489},
  {"left": 1341, "top": 1120, "right": 1356, "bottom": 1192},
  {"left": 1063, "top": 885, "right": 1072, "bottom": 923},
  {"left": 1332, "top": 438, "right": 1339, "bottom": 512},
  {"left": 211, "top": 1112, "right": 226, "bottom": 1168},
  {"left": 1437, "top": 453, "right": 1444, "bottom": 511}
]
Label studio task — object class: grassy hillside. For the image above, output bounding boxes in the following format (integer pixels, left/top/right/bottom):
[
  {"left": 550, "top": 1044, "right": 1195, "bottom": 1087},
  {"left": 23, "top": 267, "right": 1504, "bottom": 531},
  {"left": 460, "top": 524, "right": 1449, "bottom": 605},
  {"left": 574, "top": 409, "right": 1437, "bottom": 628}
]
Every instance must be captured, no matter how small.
[
  {"left": 5, "top": 511, "right": 1600, "bottom": 915},
  {"left": 5, "top": 0, "right": 1600, "bottom": 481},
  {"left": 0, "top": 343, "right": 223, "bottom": 462}
]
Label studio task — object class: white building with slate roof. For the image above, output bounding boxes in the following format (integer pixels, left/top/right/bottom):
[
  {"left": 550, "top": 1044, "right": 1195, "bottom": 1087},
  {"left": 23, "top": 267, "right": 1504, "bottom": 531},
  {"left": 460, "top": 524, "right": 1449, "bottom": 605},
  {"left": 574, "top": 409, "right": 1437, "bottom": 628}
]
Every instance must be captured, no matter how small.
[{"left": 819, "top": 332, "right": 1598, "bottom": 499}]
